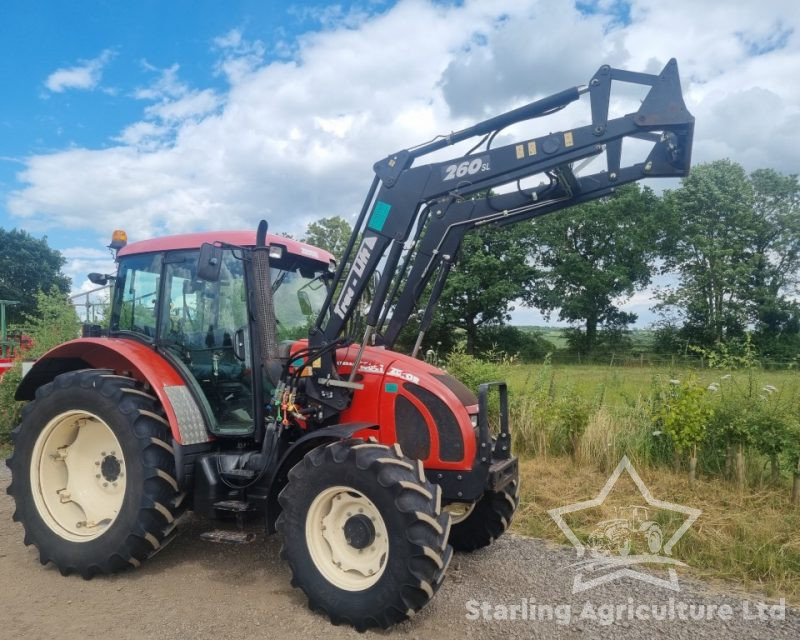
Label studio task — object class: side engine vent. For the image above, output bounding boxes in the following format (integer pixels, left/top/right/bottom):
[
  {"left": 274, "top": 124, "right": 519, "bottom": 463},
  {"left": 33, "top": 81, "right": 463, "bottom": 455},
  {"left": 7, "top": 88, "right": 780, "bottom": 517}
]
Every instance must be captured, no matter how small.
[
  {"left": 394, "top": 395, "right": 431, "bottom": 460},
  {"left": 403, "top": 382, "right": 464, "bottom": 462}
]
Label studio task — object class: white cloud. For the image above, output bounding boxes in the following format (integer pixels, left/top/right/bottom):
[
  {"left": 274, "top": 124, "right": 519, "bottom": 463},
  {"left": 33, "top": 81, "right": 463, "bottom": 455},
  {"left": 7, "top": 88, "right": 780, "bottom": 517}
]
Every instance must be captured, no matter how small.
[
  {"left": 59, "top": 246, "right": 117, "bottom": 309},
  {"left": 213, "top": 28, "right": 266, "bottom": 83},
  {"left": 11, "top": 0, "right": 800, "bottom": 319},
  {"left": 44, "top": 49, "right": 115, "bottom": 93}
]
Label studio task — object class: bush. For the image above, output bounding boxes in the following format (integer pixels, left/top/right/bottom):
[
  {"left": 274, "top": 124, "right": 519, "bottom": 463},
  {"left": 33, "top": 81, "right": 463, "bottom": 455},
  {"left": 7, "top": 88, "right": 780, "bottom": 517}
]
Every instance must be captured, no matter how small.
[
  {"left": 0, "top": 288, "right": 80, "bottom": 444},
  {"left": 652, "top": 376, "right": 713, "bottom": 454},
  {"left": 552, "top": 394, "right": 591, "bottom": 460},
  {"left": 442, "top": 347, "right": 504, "bottom": 391}
]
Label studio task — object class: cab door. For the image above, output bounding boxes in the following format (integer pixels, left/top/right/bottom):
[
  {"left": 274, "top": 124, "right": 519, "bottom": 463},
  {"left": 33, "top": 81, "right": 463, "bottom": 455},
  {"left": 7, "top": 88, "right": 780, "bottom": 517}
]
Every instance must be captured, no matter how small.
[{"left": 158, "top": 249, "right": 256, "bottom": 435}]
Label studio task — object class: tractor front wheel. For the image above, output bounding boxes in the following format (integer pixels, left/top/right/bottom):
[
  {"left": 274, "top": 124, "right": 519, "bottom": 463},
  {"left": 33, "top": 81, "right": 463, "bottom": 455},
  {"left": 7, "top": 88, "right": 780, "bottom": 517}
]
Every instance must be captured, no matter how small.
[
  {"left": 6, "top": 369, "right": 182, "bottom": 578},
  {"left": 277, "top": 439, "right": 452, "bottom": 631}
]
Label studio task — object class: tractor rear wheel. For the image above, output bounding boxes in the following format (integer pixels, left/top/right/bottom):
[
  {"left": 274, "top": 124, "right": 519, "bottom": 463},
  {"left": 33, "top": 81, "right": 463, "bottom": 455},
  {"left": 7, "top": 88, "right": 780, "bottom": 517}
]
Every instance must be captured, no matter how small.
[
  {"left": 6, "top": 369, "right": 182, "bottom": 578},
  {"left": 277, "top": 439, "right": 452, "bottom": 631},
  {"left": 446, "top": 475, "right": 519, "bottom": 552}
]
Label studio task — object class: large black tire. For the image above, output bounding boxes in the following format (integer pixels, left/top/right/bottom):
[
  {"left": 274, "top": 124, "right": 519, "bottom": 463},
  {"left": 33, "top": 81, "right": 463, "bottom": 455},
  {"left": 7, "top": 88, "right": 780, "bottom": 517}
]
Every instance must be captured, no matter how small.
[
  {"left": 5, "top": 369, "right": 183, "bottom": 578},
  {"left": 447, "top": 475, "right": 519, "bottom": 552},
  {"left": 277, "top": 439, "right": 453, "bottom": 632}
]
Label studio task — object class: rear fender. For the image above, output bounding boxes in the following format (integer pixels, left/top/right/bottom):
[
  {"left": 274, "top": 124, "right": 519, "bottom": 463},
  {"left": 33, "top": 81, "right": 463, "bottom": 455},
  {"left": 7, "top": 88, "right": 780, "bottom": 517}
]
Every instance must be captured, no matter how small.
[
  {"left": 265, "top": 422, "right": 378, "bottom": 534},
  {"left": 15, "top": 338, "right": 211, "bottom": 445}
]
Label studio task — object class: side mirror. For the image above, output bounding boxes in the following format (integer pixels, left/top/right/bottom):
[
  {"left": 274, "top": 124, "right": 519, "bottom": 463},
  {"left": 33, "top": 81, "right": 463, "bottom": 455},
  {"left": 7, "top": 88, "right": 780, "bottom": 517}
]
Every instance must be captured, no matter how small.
[
  {"left": 298, "top": 290, "right": 313, "bottom": 317},
  {"left": 88, "top": 272, "right": 113, "bottom": 286},
  {"left": 197, "top": 243, "right": 223, "bottom": 282}
]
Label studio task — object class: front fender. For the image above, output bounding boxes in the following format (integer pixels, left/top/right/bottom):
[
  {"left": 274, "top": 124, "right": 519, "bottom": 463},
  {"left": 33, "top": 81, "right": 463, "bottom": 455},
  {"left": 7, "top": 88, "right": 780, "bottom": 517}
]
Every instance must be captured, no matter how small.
[{"left": 15, "top": 338, "right": 211, "bottom": 445}]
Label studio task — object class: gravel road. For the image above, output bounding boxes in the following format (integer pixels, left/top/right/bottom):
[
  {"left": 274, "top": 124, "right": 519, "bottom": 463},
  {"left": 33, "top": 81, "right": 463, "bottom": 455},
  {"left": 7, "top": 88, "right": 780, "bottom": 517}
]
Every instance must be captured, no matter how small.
[{"left": 1, "top": 464, "right": 797, "bottom": 640}]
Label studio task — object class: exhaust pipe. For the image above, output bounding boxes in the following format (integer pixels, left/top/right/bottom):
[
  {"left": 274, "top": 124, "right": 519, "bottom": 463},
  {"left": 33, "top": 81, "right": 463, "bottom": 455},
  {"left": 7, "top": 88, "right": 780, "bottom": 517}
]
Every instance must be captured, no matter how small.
[{"left": 253, "top": 220, "right": 280, "bottom": 384}]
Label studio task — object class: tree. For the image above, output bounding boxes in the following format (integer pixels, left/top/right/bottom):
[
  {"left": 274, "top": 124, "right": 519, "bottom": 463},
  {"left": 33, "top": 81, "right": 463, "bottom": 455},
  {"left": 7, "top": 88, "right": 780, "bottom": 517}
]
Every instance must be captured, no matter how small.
[
  {"left": 527, "top": 184, "right": 659, "bottom": 355},
  {"left": 302, "top": 216, "right": 353, "bottom": 259},
  {"left": 0, "top": 228, "right": 70, "bottom": 323},
  {"left": 659, "top": 160, "right": 756, "bottom": 345},
  {"left": 660, "top": 161, "right": 800, "bottom": 353},
  {"left": 746, "top": 169, "right": 800, "bottom": 356}
]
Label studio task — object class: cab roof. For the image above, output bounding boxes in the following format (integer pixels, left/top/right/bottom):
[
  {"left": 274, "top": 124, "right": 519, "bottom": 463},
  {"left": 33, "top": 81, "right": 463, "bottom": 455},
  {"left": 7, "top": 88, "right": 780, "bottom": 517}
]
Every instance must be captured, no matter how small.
[{"left": 116, "top": 230, "right": 335, "bottom": 265}]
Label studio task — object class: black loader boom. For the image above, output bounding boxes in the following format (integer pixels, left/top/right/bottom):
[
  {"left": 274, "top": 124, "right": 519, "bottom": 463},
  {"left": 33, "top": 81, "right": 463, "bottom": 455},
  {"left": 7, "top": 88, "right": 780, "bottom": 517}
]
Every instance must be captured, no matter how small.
[{"left": 304, "top": 58, "right": 694, "bottom": 416}]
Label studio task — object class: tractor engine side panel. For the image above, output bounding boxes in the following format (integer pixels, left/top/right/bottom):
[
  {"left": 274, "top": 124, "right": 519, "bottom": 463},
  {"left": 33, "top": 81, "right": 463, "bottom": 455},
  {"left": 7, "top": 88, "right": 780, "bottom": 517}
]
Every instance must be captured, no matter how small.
[{"left": 335, "top": 346, "right": 477, "bottom": 471}]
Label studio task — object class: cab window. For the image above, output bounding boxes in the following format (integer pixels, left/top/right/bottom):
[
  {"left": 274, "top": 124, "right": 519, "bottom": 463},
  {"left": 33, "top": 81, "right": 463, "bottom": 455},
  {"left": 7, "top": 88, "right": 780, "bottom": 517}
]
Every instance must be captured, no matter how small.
[{"left": 111, "top": 253, "right": 162, "bottom": 338}]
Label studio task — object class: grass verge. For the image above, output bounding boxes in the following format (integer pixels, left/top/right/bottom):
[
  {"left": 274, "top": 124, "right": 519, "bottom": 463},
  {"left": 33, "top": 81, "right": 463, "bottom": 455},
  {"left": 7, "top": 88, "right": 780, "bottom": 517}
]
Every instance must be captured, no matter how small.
[{"left": 511, "top": 456, "right": 800, "bottom": 603}]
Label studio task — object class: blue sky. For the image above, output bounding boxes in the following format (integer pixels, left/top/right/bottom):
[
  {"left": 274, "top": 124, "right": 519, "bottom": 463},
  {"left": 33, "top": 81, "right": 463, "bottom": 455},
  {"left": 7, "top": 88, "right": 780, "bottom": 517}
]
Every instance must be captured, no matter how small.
[
  {"left": 1, "top": 0, "right": 798, "bottom": 328},
  {"left": 0, "top": 0, "right": 390, "bottom": 248}
]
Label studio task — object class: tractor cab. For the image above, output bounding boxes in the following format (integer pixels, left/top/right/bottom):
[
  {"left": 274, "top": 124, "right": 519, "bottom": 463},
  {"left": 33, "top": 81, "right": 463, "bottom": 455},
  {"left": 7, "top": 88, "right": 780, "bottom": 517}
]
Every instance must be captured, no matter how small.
[{"left": 109, "top": 231, "right": 334, "bottom": 436}]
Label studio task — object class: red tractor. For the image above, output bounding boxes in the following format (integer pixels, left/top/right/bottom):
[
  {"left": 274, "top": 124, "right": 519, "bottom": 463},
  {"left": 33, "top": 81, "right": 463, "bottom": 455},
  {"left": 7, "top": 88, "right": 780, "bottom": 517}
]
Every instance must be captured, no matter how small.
[{"left": 6, "top": 60, "right": 693, "bottom": 630}]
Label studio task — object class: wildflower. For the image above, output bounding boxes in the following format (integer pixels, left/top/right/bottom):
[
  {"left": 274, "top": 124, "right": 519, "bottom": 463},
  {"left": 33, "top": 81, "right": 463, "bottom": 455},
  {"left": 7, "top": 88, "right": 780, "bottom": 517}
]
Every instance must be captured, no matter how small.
[
  {"left": 652, "top": 430, "right": 663, "bottom": 436},
  {"left": 763, "top": 384, "right": 777, "bottom": 394},
  {"left": 669, "top": 379, "right": 680, "bottom": 385},
  {"left": 721, "top": 374, "right": 732, "bottom": 380},
  {"left": 707, "top": 383, "right": 720, "bottom": 392}
]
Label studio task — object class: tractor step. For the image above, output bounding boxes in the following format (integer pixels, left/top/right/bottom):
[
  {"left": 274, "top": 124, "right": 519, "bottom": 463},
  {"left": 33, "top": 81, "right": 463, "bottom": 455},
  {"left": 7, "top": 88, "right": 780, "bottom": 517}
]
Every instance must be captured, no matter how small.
[
  {"left": 199, "top": 529, "right": 256, "bottom": 545},
  {"left": 220, "top": 468, "right": 256, "bottom": 480},
  {"left": 213, "top": 499, "right": 254, "bottom": 513}
]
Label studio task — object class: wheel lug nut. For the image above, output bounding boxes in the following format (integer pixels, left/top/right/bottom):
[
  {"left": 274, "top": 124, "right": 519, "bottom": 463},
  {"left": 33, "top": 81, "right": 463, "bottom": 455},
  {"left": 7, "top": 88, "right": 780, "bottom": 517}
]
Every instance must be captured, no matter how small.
[
  {"left": 358, "top": 508, "right": 363, "bottom": 513},
  {"left": 346, "top": 512, "right": 352, "bottom": 517},
  {"left": 96, "top": 474, "right": 101, "bottom": 479},
  {"left": 101, "top": 452, "right": 106, "bottom": 456},
  {"left": 103, "top": 482, "right": 108, "bottom": 487},
  {"left": 95, "top": 461, "right": 100, "bottom": 466}
]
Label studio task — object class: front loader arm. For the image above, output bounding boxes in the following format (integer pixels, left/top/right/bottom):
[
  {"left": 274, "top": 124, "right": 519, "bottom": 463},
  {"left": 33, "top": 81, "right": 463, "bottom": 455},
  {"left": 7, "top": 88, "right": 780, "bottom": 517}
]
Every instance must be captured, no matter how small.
[
  {"left": 380, "top": 146, "right": 681, "bottom": 350},
  {"left": 305, "top": 58, "right": 693, "bottom": 410}
]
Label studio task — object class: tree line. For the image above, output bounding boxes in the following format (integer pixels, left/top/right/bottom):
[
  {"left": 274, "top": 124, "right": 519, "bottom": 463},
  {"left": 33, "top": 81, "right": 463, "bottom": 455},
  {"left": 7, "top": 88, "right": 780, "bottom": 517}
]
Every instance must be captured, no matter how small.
[{"left": 304, "top": 159, "right": 800, "bottom": 360}]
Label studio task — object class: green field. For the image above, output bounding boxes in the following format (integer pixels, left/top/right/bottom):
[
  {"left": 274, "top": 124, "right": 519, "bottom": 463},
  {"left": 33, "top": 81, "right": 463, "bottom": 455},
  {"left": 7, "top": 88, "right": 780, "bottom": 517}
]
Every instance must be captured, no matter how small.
[
  {"left": 483, "top": 361, "right": 800, "bottom": 603},
  {"left": 516, "top": 325, "right": 657, "bottom": 352},
  {"left": 503, "top": 361, "right": 800, "bottom": 409}
]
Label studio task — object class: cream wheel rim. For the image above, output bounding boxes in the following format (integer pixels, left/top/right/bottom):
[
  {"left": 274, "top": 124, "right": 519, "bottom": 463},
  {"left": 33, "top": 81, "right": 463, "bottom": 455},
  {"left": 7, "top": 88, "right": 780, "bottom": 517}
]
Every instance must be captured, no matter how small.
[
  {"left": 305, "top": 486, "right": 389, "bottom": 591},
  {"left": 444, "top": 501, "right": 476, "bottom": 525},
  {"left": 30, "top": 410, "right": 126, "bottom": 542}
]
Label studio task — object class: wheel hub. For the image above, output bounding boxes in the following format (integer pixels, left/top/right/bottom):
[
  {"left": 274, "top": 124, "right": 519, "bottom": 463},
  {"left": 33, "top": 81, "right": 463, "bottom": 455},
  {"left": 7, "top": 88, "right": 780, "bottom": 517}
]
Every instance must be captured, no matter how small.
[
  {"left": 100, "top": 455, "right": 122, "bottom": 482},
  {"left": 29, "top": 410, "right": 127, "bottom": 542},
  {"left": 343, "top": 513, "right": 375, "bottom": 549},
  {"left": 305, "top": 486, "right": 389, "bottom": 591}
]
